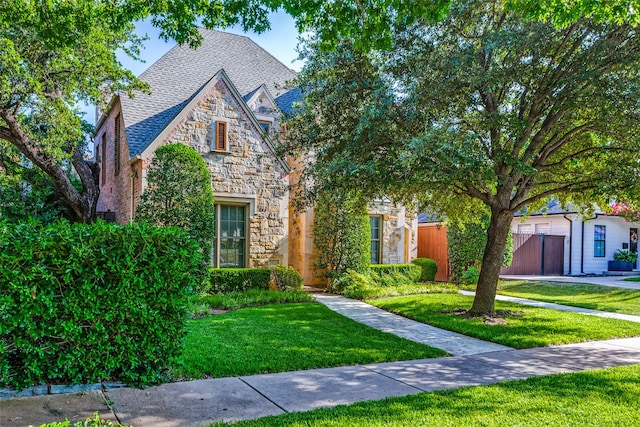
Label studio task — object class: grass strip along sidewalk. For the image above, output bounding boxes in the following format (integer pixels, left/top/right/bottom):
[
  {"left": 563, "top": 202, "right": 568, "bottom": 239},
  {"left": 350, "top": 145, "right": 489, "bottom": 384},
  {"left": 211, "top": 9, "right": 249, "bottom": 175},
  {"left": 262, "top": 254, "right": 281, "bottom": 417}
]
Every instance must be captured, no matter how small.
[
  {"left": 175, "top": 302, "right": 446, "bottom": 379},
  {"left": 368, "top": 294, "right": 640, "bottom": 349},
  {"left": 209, "top": 364, "right": 640, "bottom": 427},
  {"left": 496, "top": 280, "right": 640, "bottom": 316}
]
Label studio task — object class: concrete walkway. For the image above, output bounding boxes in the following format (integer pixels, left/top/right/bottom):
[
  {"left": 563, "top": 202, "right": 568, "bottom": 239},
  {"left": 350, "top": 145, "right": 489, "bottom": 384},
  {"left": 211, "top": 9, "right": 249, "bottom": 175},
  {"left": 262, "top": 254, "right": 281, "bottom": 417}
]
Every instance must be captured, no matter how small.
[
  {"left": 460, "top": 290, "right": 640, "bottom": 323},
  {"left": 315, "top": 294, "right": 511, "bottom": 356},
  {"left": 3, "top": 338, "right": 640, "bottom": 427},
  {"left": 501, "top": 274, "right": 640, "bottom": 289}
]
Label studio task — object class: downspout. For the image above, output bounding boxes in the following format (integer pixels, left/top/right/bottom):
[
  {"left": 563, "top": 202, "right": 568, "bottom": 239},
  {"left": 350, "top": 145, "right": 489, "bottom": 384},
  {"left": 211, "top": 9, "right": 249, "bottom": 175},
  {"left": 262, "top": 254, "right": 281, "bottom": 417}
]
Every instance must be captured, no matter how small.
[
  {"left": 581, "top": 214, "right": 600, "bottom": 274},
  {"left": 563, "top": 214, "right": 573, "bottom": 275}
]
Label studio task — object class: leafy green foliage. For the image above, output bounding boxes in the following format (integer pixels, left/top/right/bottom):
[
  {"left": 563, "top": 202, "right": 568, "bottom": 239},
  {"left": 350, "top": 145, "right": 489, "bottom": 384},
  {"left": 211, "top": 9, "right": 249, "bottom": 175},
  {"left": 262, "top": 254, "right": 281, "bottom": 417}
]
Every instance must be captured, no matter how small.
[
  {"left": 613, "top": 250, "right": 638, "bottom": 262},
  {"left": 208, "top": 268, "right": 272, "bottom": 293},
  {"left": 461, "top": 266, "right": 481, "bottom": 285},
  {"left": 411, "top": 258, "right": 438, "bottom": 282},
  {"left": 270, "top": 265, "right": 304, "bottom": 291},
  {"left": 0, "top": 142, "right": 69, "bottom": 222},
  {"left": 282, "top": 1, "right": 640, "bottom": 315},
  {"left": 447, "top": 215, "right": 513, "bottom": 284},
  {"left": 175, "top": 303, "right": 445, "bottom": 379},
  {"left": 136, "top": 143, "right": 215, "bottom": 256},
  {"left": 40, "top": 412, "right": 130, "bottom": 427},
  {"left": 370, "top": 264, "right": 422, "bottom": 283},
  {"left": 313, "top": 190, "right": 370, "bottom": 280},
  {"left": 0, "top": 220, "right": 203, "bottom": 390}
]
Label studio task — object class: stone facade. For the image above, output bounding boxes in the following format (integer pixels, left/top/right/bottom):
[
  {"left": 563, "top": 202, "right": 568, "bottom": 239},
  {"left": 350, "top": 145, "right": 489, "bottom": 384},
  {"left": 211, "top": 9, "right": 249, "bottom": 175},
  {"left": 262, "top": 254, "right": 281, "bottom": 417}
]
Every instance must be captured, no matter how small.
[
  {"left": 368, "top": 200, "right": 418, "bottom": 265},
  {"left": 163, "top": 80, "right": 289, "bottom": 268}
]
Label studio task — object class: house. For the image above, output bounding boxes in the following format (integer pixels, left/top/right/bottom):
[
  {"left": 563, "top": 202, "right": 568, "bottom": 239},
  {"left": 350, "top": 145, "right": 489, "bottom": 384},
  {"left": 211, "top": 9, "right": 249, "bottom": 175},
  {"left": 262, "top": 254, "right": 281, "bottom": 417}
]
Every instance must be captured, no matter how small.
[
  {"left": 510, "top": 200, "right": 640, "bottom": 275},
  {"left": 94, "top": 29, "right": 417, "bottom": 285}
]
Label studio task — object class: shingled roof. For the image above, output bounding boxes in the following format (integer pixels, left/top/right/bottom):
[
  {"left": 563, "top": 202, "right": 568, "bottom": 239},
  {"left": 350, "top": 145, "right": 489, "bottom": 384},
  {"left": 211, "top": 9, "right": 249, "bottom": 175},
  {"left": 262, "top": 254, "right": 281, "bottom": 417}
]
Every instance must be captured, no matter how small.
[{"left": 119, "top": 28, "right": 298, "bottom": 157}]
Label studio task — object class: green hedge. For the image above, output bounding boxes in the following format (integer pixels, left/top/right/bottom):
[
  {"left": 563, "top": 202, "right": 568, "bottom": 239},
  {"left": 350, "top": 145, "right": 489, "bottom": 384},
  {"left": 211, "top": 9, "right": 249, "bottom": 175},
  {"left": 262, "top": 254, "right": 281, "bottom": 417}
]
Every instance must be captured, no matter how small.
[
  {"left": 370, "top": 264, "right": 422, "bottom": 283},
  {"left": 411, "top": 258, "right": 438, "bottom": 281},
  {"left": 271, "top": 265, "right": 304, "bottom": 291},
  {"left": 208, "top": 268, "right": 272, "bottom": 293},
  {"left": 0, "top": 220, "right": 204, "bottom": 390}
]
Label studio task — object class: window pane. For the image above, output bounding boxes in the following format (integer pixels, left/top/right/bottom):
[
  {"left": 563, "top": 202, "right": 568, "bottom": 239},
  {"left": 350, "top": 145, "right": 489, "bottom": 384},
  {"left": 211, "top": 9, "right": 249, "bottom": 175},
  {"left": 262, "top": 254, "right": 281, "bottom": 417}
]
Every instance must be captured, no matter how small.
[
  {"left": 594, "top": 225, "right": 606, "bottom": 257},
  {"left": 370, "top": 216, "right": 381, "bottom": 264},
  {"left": 215, "top": 204, "right": 247, "bottom": 268}
]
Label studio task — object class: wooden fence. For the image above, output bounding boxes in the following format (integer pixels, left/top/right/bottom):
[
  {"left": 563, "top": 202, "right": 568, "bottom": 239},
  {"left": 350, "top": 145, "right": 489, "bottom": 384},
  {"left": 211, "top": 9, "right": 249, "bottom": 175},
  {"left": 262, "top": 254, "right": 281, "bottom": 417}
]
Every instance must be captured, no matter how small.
[
  {"left": 417, "top": 224, "right": 450, "bottom": 281},
  {"left": 500, "top": 233, "right": 565, "bottom": 275}
]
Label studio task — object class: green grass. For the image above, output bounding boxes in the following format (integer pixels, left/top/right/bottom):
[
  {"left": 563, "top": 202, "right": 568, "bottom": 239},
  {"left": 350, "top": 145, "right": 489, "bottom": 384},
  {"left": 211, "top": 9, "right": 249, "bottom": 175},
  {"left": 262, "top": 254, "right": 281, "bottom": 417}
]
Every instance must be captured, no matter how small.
[
  {"left": 496, "top": 280, "right": 640, "bottom": 316},
  {"left": 210, "top": 365, "right": 640, "bottom": 426},
  {"left": 624, "top": 276, "right": 640, "bottom": 282},
  {"left": 367, "top": 294, "right": 640, "bottom": 348},
  {"left": 174, "top": 302, "right": 446, "bottom": 379}
]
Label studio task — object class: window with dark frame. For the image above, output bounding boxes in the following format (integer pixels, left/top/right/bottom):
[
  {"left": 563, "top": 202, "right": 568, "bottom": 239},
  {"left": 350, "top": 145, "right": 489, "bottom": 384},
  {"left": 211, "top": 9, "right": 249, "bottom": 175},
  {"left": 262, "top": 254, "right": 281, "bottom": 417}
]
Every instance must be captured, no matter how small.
[
  {"left": 212, "top": 204, "right": 247, "bottom": 268},
  {"left": 101, "top": 134, "right": 106, "bottom": 185},
  {"left": 594, "top": 225, "right": 606, "bottom": 257},
  {"left": 258, "top": 120, "right": 271, "bottom": 133},
  {"left": 215, "top": 121, "right": 227, "bottom": 151},
  {"left": 114, "top": 114, "right": 121, "bottom": 175},
  {"left": 370, "top": 216, "right": 382, "bottom": 264}
]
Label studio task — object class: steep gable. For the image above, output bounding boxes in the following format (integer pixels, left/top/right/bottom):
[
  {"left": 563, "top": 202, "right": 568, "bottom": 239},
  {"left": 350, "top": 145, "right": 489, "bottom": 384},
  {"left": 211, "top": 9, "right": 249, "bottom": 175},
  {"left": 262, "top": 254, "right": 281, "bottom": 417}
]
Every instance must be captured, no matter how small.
[{"left": 119, "top": 29, "right": 297, "bottom": 158}]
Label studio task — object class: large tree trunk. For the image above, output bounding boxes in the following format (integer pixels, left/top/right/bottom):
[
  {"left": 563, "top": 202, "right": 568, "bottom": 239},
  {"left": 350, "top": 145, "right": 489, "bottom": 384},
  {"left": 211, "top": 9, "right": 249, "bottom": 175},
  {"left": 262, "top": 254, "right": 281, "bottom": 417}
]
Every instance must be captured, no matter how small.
[
  {"left": 469, "top": 206, "right": 515, "bottom": 316},
  {"left": 0, "top": 111, "right": 99, "bottom": 223}
]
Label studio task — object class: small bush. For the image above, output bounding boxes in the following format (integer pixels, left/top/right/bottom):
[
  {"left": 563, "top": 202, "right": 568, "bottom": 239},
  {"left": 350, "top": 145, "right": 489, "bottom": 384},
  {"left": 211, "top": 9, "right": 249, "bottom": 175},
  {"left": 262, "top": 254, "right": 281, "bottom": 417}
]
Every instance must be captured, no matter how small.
[
  {"left": 461, "top": 266, "right": 481, "bottom": 285},
  {"left": 411, "top": 258, "right": 438, "bottom": 281},
  {"left": 208, "top": 268, "right": 271, "bottom": 293},
  {"left": 271, "top": 265, "right": 304, "bottom": 291},
  {"left": 370, "top": 264, "right": 422, "bottom": 283},
  {"left": 332, "top": 270, "right": 377, "bottom": 300},
  {"left": 0, "top": 220, "right": 202, "bottom": 390},
  {"left": 39, "top": 412, "right": 130, "bottom": 427},
  {"left": 614, "top": 250, "right": 639, "bottom": 263}
]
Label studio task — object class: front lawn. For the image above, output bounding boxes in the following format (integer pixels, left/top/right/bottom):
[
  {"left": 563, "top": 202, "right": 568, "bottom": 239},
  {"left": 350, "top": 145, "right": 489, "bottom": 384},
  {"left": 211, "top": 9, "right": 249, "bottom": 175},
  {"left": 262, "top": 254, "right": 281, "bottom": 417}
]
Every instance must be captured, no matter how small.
[
  {"left": 497, "top": 280, "right": 640, "bottom": 316},
  {"left": 210, "top": 364, "right": 640, "bottom": 427},
  {"left": 174, "top": 302, "right": 446, "bottom": 379},
  {"left": 368, "top": 294, "right": 640, "bottom": 348}
]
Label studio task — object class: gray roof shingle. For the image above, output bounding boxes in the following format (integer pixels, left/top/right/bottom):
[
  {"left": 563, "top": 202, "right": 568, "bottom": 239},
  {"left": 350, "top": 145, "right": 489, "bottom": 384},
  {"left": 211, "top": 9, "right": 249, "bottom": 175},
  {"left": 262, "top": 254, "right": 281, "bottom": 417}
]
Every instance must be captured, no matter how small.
[{"left": 120, "top": 28, "right": 298, "bottom": 157}]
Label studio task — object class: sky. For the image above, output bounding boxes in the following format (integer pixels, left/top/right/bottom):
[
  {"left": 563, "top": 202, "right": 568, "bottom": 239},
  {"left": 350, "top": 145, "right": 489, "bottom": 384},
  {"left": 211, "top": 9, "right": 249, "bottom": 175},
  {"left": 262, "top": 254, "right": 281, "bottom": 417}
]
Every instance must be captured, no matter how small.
[{"left": 83, "top": 10, "right": 303, "bottom": 124}]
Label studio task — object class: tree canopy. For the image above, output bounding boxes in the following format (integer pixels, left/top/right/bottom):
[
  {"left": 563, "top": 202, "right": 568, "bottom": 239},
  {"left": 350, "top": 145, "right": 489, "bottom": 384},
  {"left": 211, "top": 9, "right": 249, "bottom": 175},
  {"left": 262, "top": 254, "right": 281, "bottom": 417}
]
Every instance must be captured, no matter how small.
[{"left": 281, "top": 0, "right": 640, "bottom": 314}]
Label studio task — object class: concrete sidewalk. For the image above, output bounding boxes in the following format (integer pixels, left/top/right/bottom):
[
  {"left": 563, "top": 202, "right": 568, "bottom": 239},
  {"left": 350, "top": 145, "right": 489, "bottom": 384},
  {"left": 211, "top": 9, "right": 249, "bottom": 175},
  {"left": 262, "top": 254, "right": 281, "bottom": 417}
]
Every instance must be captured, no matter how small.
[
  {"left": 459, "top": 290, "right": 640, "bottom": 323},
  {"left": 500, "top": 274, "right": 640, "bottom": 289},
  {"left": 3, "top": 338, "right": 640, "bottom": 426},
  {"left": 314, "top": 294, "right": 511, "bottom": 356}
]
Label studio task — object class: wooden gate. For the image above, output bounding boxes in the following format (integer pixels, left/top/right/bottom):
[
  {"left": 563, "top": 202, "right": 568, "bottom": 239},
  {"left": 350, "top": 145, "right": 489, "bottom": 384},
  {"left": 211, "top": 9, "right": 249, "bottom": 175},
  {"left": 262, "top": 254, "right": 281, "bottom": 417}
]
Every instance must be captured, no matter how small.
[
  {"left": 501, "top": 233, "right": 565, "bottom": 275},
  {"left": 417, "top": 224, "right": 450, "bottom": 281}
]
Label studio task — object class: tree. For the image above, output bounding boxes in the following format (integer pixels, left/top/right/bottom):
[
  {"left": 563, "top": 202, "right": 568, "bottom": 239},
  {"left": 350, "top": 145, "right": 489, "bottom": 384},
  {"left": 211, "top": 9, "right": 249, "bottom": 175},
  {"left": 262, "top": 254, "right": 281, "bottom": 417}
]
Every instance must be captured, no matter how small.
[
  {"left": 136, "top": 143, "right": 215, "bottom": 256},
  {"left": 313, "top": 190, "right": 371, "bottom": 282},
  {"left": 281, "top": 1, "right": 640, "bottom": 315}
]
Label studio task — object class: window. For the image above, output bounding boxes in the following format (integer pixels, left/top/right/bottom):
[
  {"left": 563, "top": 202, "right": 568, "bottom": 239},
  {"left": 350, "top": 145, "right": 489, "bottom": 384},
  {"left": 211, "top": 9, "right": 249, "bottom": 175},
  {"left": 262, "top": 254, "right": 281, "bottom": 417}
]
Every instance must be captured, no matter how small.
[
  {"left": 517, "top": 224, "right": 533, "bottom": 234},
  {"left": 213, "top": 204, "right": 247, "bottom": 268},
  {"left": 370, "top": 216, "right": 382, "bottom": 264},
  {"left": 100, "top": 134, "right": 106, "bottom": 185},
  {"left": 535, "top": 223, "right": 550, "bottom": 234},
  {"left": 258, "top": 120, "right": 271, "bottom": 133},
  {"left": 594, "top": 225, "right": 606, "bottom": 257},
  {"left": 114, "top": 114, "right": 121, "bottom": 175},
  {"left": 214, "top": 121, "right": 227, "bottom": 151}
]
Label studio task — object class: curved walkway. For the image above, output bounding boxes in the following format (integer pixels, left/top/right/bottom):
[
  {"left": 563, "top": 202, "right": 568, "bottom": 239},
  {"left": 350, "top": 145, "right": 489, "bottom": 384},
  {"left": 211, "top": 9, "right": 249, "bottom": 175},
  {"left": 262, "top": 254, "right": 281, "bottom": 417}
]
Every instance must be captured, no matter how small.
[
  {"left": 459, "top": 290, "right": 640, "bottom": 323},
  {"left": 315, "top": 294, "right": 511, "bottom": 356}
]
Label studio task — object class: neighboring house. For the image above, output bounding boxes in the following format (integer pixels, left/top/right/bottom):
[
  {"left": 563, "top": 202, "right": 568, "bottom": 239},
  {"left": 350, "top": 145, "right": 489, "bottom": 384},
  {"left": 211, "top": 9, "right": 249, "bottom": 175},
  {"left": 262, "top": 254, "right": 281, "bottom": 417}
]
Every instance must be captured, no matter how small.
[
  {"left": 94, "top": 29, "right": 416, "bottom": 285},
  {"left": 511, "top": 200, "right": 640, "bottom": 275}
]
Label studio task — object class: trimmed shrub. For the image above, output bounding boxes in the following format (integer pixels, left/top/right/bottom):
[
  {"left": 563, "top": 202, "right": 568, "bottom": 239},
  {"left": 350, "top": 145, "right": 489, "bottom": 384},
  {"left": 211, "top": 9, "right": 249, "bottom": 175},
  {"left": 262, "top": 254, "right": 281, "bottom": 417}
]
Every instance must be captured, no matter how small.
[
  {"left": 314, "top": 190, "right": 371, "bottom": 281},
  {"left": 411, "top": 258, "right": 438, "bottom": 282},
  {"left": 330, "top": 270, "right": 377, "bottom": 300},
  {"left": 136, "top": 143, "right": 215, "bottom": 257},
  {"left": 271, "top": 265, "right": 304, "bottom": 291},
  {"left": 0, "top": 220, "right": 203, "bottom": 390},
  {"left": 370, "top": 264, "right": 422, "bottom": 283},
  {"left": 208, "top": 268, "right": 272, "bottom": 293}
]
